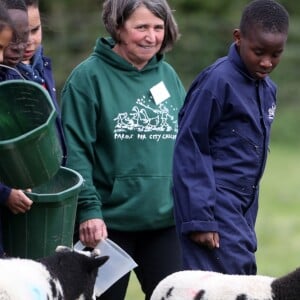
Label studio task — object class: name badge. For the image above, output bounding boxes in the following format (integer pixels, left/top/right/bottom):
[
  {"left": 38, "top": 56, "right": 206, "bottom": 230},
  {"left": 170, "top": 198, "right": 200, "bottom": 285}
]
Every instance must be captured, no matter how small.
[{"left": 150, "top": 81, "right": 170, "bottom": 105}]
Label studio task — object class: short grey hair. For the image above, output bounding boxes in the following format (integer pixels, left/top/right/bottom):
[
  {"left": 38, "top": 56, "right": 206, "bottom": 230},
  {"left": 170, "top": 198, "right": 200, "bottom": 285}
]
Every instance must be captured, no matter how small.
[{"left": 102, "top": 0, "right": 180, "bottom": 53}]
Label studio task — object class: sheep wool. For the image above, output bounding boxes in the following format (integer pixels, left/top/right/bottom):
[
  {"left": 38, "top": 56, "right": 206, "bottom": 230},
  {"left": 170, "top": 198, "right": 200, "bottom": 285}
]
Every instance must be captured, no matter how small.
[
  {"left": 150, "top": 268, "right": 300, "bottom": 300},
  {"left": 0, "top": 258, "right": 59, "bottom": 299},
  {"left": 0, "top": 246, "right": 109, "bottom": 300}
]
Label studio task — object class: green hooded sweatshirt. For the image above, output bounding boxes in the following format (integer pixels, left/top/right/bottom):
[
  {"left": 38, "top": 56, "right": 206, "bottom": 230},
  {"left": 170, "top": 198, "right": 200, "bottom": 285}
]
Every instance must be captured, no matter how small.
[{"left": 61, "top": 37, "right": 186, "bottom": 231}]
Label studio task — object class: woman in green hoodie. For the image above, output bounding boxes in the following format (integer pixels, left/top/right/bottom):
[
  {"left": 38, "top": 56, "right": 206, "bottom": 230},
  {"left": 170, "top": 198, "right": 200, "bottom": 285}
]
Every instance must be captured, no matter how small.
[{"left": 61, "top": 1, "right": 185, "bottom": 299}]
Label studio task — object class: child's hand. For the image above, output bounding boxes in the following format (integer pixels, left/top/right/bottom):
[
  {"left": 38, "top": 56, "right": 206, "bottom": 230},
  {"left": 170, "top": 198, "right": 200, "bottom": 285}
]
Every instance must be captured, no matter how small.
[
  {"left": 5, "top": 189, "right": 33, "bottom": 214},
  {"left": 189, "top": 231, "right": 220, "bottom": 249}
]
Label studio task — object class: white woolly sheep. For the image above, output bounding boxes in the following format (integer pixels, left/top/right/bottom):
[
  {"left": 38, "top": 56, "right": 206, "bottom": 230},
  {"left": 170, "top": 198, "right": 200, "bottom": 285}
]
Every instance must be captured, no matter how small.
[
  {"left": 0, "top": 246, "right": 109, "bottom": 300},
  {"left": 150, "top": 268, "right": 300, "bottom": 300}
]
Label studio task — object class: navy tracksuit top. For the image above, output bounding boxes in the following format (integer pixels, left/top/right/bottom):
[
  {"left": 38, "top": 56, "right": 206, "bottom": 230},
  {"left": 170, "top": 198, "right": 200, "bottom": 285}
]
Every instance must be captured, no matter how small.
[{"left": 173, "top": 43, "right": 277, "bottom": 274}]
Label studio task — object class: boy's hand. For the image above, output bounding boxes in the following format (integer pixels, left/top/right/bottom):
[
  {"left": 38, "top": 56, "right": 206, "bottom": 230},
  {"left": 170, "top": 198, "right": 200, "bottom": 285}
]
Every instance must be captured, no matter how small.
[{"left": 190, "top": 231, "right": 220, "bottom": 249}]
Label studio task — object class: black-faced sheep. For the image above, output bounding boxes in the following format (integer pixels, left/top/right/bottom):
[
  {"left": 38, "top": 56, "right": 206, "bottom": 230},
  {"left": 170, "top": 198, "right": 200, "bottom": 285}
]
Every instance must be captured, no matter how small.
[
  {"left": 150, "top": 268, "right": 300, "bottom": 300},
  {"left": 0, "top": 246, "right": 109, "bottom": 300}
]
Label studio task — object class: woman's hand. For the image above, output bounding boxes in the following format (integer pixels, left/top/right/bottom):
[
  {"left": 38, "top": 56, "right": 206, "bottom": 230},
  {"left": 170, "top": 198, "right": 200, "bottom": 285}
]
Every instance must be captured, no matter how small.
[{"left": 79, "top": 218, "right": 108, "bottom": 248}]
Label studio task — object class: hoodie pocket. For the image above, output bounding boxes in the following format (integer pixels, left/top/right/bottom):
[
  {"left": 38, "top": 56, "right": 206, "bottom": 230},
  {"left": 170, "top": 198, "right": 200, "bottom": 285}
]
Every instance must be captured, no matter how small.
[{"left": 104, "top": 175, "right": 173, "bottom": 213}]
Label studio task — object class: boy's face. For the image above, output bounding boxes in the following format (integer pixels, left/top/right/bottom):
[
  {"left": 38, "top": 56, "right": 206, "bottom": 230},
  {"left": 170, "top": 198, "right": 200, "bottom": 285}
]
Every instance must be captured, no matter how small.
[
  {"left": 3, "top": 9, "right": 29, "bottom": 67},
  {"left": 233, "top": 26, "right": 287, "bottom": 80}
]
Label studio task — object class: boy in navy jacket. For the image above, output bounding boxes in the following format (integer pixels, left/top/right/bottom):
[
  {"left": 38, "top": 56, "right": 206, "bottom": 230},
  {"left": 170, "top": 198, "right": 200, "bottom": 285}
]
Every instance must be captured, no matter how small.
[{"left": 173, "top": 0, "right": 289, "bottom": 275}]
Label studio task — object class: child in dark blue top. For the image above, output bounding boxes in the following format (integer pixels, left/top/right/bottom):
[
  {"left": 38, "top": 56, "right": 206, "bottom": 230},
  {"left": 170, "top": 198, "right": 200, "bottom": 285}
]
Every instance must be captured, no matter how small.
[
  {"left": 0, "top": 0, "right": 14, "bottom": 258},
  {"left": 0, "top": 0, "right": 66, "bottom": 257},
  {"left": 0, "top": 0, "right": 33, "bottom": 258},
  {"left": 16, "top": 0, "right": 67, "bottom": 164},
  {"left": 173, "top": 0, "right": 289, "bottom": 275},
  {"left": 0, "top": 0, "right": 67, "bottom": 164}
]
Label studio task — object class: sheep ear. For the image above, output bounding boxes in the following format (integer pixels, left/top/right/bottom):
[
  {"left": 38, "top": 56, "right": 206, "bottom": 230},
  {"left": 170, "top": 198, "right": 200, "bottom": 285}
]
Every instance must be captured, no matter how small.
[
  {"left": 96, "top": 255, "right": 109, "bottom": 267},
  {"left": 55, "top": 245, "right": 72, "bottom": 253},
  {"left": 87, "top": 255, "right": 109, "bottom": 272}
]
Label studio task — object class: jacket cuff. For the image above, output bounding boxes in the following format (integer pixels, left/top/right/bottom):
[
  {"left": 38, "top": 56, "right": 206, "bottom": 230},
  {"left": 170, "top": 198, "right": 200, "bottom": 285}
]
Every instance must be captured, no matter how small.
[
  {"left": 0, "top": 183, "right": 11, "bottom": 205},
  {"left": 181, "top": 220, "right": 219, "bottom": 235},
  {"left": 77, "top": 204, "right": 103, "bottom": 224}
]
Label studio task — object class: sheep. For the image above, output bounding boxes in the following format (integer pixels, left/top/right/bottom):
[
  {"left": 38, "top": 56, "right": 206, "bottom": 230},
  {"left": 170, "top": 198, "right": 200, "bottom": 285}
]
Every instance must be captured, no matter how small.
[
  {"left": 0, "top": 246, "right": 109, "bottom": 300},
  {"left": 150, "top": 267, "right": 300, "bottom": 300}
]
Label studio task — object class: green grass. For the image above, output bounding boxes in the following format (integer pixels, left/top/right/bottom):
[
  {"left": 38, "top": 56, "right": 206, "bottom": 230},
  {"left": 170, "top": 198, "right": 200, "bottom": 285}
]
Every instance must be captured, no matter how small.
[
  {"left": 125, "top": 143, "right": 300, "bottom": 299},
  {"left": 256, "top": 143, "right": 300, "bottom": 276},
  {"left": 126, "top": 273, "right": 144, "bottom": 300}
]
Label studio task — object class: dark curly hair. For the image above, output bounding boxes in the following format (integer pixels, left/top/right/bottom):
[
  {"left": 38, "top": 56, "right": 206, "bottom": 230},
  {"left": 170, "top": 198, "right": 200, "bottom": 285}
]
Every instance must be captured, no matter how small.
[
  {"left": 24, "top": 0, "right": 39, "bottom": 6},
  {"left": 1, "top": 0, "right": 27, "bottom": 11},
  {"left": 240, "top": 0, "right": 289, "bottom": 36},
  {"left": 0, "top": 1, "right": 12, "bottom": 31}
]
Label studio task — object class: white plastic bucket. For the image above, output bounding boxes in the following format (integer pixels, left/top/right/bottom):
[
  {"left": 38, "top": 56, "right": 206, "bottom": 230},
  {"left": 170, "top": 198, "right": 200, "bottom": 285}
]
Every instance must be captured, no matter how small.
[{"left": 74, "top": 239, "right": 138, "bottom": 296}]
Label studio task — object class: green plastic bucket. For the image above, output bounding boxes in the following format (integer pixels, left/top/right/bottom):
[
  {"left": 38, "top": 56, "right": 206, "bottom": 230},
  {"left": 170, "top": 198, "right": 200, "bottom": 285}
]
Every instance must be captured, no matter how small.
[
  {"left": 2, "top": 167, "right": 83, "bottom": 259},
  {"left": 0, "top": 80, "right": 62, "bottom": 189}
]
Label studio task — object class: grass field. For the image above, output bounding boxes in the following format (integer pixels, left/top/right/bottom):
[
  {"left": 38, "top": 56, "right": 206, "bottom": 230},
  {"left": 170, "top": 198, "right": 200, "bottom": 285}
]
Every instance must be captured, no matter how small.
[
  {"left": 124, "top": 143, "right": 300, "bottom": 299},
  {"left": 256, "top": 143, "right": 300, "bottom": 276}
]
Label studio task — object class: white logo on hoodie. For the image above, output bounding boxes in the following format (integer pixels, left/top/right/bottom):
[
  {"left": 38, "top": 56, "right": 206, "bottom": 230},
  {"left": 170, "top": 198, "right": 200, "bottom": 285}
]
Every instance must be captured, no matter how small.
[{"left": 113, "top": 95, "right": 178, "bottom": 141}]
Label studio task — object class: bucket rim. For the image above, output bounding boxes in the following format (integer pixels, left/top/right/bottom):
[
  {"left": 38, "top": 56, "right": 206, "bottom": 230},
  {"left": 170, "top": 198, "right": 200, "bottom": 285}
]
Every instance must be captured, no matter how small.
[
  {"left": 0, "top": 80, "right": 57, "bottom": 145},
  {"left": 26, "top": 167, "right": 84, "bottom": 200}
]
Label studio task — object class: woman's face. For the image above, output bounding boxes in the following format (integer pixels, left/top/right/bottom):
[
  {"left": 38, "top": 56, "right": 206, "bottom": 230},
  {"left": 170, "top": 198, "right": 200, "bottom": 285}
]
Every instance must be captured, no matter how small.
[
  {"left": 0, "top": 26, "right": 13, "bottom": 63},
  {"left": 114, "top": 5, "right": 165, "bottom": 70},
  {"left": 22, "top": 5, "right": 42, "bottom": 64},
  {"left": 3, "top": 9, "right": 29, "bottom": 67}
]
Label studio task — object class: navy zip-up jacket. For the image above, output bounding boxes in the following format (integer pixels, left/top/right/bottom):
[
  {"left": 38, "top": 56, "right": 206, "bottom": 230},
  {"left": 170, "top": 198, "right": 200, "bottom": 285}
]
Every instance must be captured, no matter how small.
[{"left": 173, "top": 43, "right": 276, "bottom": 273}]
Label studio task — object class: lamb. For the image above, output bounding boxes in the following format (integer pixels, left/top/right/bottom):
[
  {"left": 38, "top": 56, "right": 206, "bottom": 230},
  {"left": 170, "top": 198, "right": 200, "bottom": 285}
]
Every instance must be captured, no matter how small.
[
  {"left": 0, "top": 246, "right": 109, "bottom": 300},
  {"left": 150, "top": 268, "right": 300, "bottom": 300}
]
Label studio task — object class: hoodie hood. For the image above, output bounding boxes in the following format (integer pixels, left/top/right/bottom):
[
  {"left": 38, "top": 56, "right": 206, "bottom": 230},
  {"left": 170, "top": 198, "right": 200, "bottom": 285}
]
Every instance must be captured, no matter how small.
[{"left": 93, "top": 37, "right": 164, "bottom": 73}]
